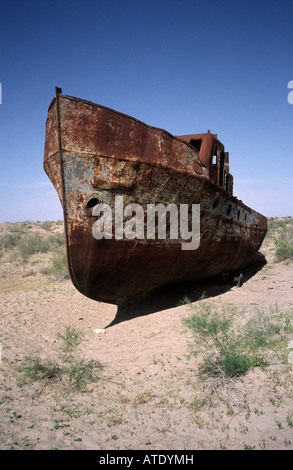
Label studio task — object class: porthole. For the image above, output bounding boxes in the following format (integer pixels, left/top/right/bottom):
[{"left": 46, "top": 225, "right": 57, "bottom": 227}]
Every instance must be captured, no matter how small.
[
  {"left": 212, "top": 197, "right": 220, "bottom": 209},
  {"left": 85, "top": 197, "right": 100, "bottom": 216},
  {"left": 86, "top": 198, "right": 99, "bottom": 209}
]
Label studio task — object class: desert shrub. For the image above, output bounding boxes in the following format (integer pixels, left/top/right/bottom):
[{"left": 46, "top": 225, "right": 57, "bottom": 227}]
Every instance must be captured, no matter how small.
[
  {"left": 216, "top": 351, "right": 252, "bottom": 377},
  {"left": 275, "top": 239, "right": 293, "bottom": 262},
  {"left": 47, "top": 232, "right": 65, "bottom": 249},
  {"left": 18, "top": 233, "right": 51, "bottom": 261},
  {"left": 270, "top": 218, "right": 293, "bottom": 262},
  {"left": 39, "top": 221, "right": 54, "bottom": 230},
  {"left": 0, "top": 233, "right": 22, "bottom": 249},
  {"left": 183, "top": 302, "right": 255, "bottom": 378},
  {"left": 18, "top": 326, "right": 102, "bottom": 390},
  {"left": 244, "top": 313, "right": 280, "bottom": 349},
  {"left": 47, "top": 247, "right": 69, "bottom": 280},
  {"left": 182, "top": 301, "right": 289, "bottom": 380},
  {"left": 19, "top": 356, "right": 62, "bottom": 383},
  {"left": 6, "top": 222, "right": 28, "bottom": 232}
]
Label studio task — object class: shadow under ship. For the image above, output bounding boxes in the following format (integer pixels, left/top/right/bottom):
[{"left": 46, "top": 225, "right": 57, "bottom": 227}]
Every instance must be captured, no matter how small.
[{"left": 44, "top": 88, "right": 267, "bottom": 305}]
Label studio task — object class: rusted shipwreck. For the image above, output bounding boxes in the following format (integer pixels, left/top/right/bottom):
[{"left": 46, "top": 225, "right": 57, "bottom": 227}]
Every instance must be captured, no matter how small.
[{"left": 44, "top": 87, "right": 267, "bottom": 305}]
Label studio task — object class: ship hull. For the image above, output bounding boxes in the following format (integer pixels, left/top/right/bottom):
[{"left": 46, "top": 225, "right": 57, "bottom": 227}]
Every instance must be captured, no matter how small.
[{"left": 44, "top": 90, "right": 267, "bottom": 305}]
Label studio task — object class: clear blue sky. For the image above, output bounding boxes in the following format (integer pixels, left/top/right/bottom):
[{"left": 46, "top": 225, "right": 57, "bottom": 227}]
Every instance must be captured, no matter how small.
[{"left": 0, "top": 0, "right": 292, "bottom": 222}]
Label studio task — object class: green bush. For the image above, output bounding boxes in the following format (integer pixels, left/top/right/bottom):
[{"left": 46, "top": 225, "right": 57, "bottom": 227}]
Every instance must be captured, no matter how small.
[
  {"left": 47, "top": 232, "right": 65, "bottom": 249},
  {"left": 47, "top": 247, "right": 69, "bottom": 280},
  {"left": 18, "top": 327, "right": 103, "bottom": 390},
  {"left": 39, "top": 221, "right": 54, "bottom": 230},
  {"left": 0, "top": 222, "right": 66, "bottom": 261},
  {"left": 271, "top": 218, "right": 293, "bottom": 262},
  {"left": 18, "top": 233, "right": 51, "bottom": 261},
  {"left": 183, "top": 301, "right": 288, "bottom": 380},
  {"left": 275, "top": 239, "right": 293, "bottom": 262},
  {"left": 183, "top": 302, "right": 250, "bottom": 378},
  {"left": 243, "top": 308, "right": 281, "bottom": 349},
  {"left": 0, "top": 233, "right": 22, "bottom": 249},
  {"left": 218, "top": 351, "right": 252, "bottom": 378},
  {"left": 19, "top": 356, "right": 62, "bottom": 383}
]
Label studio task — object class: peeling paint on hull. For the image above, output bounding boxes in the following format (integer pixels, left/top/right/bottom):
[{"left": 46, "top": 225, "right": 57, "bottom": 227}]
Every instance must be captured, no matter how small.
[{"left": 44, "top": 88, "right": 267, "bottom": 305}]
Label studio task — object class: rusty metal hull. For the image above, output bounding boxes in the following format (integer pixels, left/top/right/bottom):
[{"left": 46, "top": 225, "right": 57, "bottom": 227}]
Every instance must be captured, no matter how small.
[{"left": 44, "top": 89, "right": 267, "bottom": 305}]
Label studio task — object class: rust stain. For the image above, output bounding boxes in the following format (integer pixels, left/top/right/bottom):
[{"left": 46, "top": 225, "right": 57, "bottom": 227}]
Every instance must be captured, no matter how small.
[{"left": 44, "top": 88, "right": 267, "bottom": 305}]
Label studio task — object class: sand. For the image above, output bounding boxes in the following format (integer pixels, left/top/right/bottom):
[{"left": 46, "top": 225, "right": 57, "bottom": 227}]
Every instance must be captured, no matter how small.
[{"left": 0, "top": 221, "right": 293, "bottom": 450}]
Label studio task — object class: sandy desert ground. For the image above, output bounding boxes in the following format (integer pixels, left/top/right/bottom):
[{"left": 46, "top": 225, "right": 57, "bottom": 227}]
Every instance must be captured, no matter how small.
[{"left": 0, "top": 218, "right": 293, "bottom": 451}]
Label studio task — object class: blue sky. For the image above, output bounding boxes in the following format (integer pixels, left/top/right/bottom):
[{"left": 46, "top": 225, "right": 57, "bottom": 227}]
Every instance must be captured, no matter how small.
[{"left": 0, "top": 0, "right": 292, "bottom": 222}]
